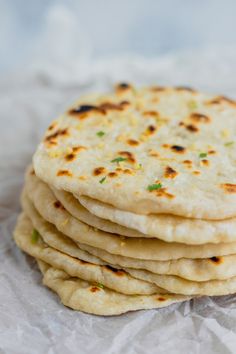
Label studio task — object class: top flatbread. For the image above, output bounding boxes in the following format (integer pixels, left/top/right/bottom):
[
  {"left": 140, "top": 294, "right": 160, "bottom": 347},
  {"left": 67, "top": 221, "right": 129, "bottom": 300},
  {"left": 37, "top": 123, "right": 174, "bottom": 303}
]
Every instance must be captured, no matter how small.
[{"left": 33, "top": 84, "right": 236, "bottom": 219}]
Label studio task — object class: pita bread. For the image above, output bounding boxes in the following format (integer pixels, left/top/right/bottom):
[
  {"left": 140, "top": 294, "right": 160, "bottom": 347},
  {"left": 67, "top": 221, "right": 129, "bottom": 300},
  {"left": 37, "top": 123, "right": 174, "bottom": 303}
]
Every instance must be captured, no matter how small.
[
  {"left": 14, "top": 213, "right": 163, "bottom": 295},
  {"left": 78, "top": 195, "right": 236, "bottom": 244},
  {"left": 53, "top": 184, "right": 236, "bottom": 245},
  {"left": 33, "top": 85, "right": 236, "bottom": 219},
  {"left": 37, "top": 260, "right": 191, "bottom": 316},
  {"left": 51, "top": 186, "right": 144, "bottom": 238},
  {"left": 21, "top": 196, "right": 236, "bottom": 281},
  {"left": 79, "top": 243, "right": 236, "bottom": 282},
  {"left": 126, "top": 268, "right": 236, "bottom": 296},
  {"left": 23, "top": 184, "right": 236, "bottom": 261}
]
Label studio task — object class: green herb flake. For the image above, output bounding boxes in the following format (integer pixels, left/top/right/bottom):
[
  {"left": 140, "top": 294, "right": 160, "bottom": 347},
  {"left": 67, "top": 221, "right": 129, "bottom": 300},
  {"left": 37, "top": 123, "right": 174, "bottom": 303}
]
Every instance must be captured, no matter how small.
[
  {"left": 99, "top": 176, "right": 106, "bottom": 184},
  {"left": 225, "top": 141, "right": 234, "bottom": 147},
  {"left": 188, "top": 100, "right": 198, "bottom": 110},
  {"left": 31, "top": 229, "right": 40, "bottom": 244},
  {"left": 111, "top": 157, "right": 127, "bottom": 163},
  {"left": 137, "top": 163, "right": 142, "bottom": 170},
  {"left": 97, "top": 283, "right": 104, "bottom": 289},
  {"left": 96, "top": 131, "right": 105, "bottom": 137},
  {"left": 147, "top": 183, "right": 162, "bottom": 191},
  {"left": 199, "top": 152, "right": 208, "bottom": 159}
]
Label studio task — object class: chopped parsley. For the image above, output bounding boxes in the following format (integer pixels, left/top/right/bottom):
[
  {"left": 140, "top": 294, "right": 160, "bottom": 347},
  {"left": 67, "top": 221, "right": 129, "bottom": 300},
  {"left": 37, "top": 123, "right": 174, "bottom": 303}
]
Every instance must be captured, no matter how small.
[
  {"left": 136, "top": 163, "right": 142, "bottom": 170},
  {"left": 97, "top": 283, "right": 104, "bottom": 289},
  {"left": 199, "top": 152, "right": 207, "bottom": 158},
  {"left": 188, "top": 100, "right": 198, "bottom": 110},
  {"left": 225, "top": 141, "right": 234, "bottom": 147},
  {"left": 96, "top": 131, "right": 105, "bottom": 137},
  {"left": 111, "top": 157, "right": 127, "bottom": 163},
  {"left": 147, "top": 183, "right": 162, "bottom": 191},
  {"left": 31, "top": 229, "right": 40, "bottom": 244},
  {"left": 99, "top": 176, "right": 106, "bottom": 184}
]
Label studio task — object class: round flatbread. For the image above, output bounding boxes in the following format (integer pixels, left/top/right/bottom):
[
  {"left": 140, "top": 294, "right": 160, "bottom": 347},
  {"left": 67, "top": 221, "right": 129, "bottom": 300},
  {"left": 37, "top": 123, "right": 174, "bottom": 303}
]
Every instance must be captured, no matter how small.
[
  {"left": 21, "top": 196, "right": 236, "bottom": 281},
  {"left": 23, "top": 176, "right": 236, "bottom": 261},
  {"left": 127, "top": 268, "right": 236, "bottom": 296},
  {"left": 78, "top": 195, "right": 236, "bottom": 245},
  {"left": 14, "top": 213, "right": 162, "bottom": 295},
  {"left": 37, "top": 260, "right": 191, "bottom": 316},
  {"left": 51, "top": 185, "right": 144, "bottom": 238},
  {"left": 33, "top": 84, "right": 236, "bottom": 219},
  {"left": 79, "top": 243, "right": 236, "bottom": 282}
]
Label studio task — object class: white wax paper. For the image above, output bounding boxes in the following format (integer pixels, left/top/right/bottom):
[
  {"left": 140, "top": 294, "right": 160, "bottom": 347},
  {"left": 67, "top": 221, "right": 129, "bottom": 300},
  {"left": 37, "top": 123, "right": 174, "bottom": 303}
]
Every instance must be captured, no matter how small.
[{"left": 1, "top": 49, "right": 236, "bottom": 354}]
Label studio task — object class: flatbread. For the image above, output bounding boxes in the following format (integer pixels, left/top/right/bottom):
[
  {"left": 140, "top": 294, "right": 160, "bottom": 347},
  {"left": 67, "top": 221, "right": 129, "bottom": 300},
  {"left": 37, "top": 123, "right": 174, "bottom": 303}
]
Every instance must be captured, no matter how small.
[
  {"left": 37, "top": 260, "right": 191, "bottom": 316},
  {"left": 23, "top": 182, "right": 236, "bottom": 261},
  {"left": 51, "top": 185, "right": 144, "bottom": 238},
  {"left": 33, "top": 85, "right": 236, "bottom": 219},
  {"left": 79, "top": 243, "right": 236, "bottom": 282},
  {"left": 126, "top": 269, "right": 236, "bottom": 296},
  {"left": 14, "top": 213, "right": 163, "bottom": 295},
  {"left": 22, "top": 196, "right": 236, "bottom": 281},
  {"left": 53, "top": 183, "right": 236, "bottom": 245},
  {"left": 78, "top": 195, "right": 236, "bottom": 245}
]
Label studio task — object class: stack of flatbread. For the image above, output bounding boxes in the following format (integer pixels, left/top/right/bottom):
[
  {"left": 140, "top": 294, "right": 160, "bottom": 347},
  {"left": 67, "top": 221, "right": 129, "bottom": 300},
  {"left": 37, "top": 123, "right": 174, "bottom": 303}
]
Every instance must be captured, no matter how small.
[{"left": 14, "top": 84, "right": 236, "bottom": 315}]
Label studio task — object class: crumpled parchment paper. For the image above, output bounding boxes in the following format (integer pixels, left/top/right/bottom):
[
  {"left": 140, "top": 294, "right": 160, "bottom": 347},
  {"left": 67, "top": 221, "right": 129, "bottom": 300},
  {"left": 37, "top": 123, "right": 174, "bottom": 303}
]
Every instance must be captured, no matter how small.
[{"left": 1, "top": 48, "right": 236, "bottom": 354}]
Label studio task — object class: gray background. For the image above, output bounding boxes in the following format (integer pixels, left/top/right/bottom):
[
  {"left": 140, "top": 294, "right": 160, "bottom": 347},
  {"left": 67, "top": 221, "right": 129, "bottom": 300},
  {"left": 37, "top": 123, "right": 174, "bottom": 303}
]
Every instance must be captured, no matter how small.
[{"left": 1, "top": 0, "right": 236, "bottom": 73}]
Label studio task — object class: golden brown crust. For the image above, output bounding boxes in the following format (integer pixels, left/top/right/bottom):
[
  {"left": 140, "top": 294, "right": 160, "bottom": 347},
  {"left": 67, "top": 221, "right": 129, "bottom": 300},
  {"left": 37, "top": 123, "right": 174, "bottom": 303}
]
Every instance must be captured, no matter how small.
[{"left": 33, "top": 83, "right": 236, "bottom": 219}]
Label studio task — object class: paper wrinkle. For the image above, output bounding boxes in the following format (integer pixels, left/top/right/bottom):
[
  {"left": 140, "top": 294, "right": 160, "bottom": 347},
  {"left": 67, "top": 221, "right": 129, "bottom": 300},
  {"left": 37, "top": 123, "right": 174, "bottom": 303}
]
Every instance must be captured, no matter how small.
[{"left": 1, "top": 47, "right": 236, "bottom": 353}]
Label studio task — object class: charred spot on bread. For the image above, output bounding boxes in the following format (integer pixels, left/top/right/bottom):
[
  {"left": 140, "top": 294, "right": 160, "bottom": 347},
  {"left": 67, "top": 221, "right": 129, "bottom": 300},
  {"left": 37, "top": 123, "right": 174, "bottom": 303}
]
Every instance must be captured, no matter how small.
[
  {"left": 118, "top": 151, "right": 136, "bottom": 164},
  {"left": 65, "top": 153, "right": 76, "bottom": 162},
  {"left": 105, "top": 265, "right": 124, "bottom": 276},
  {"left": 206, "top": 96, "right": 236, "bottom": 106},
  {"left": 189, "top": 113, "right": 211, "bottom": 124},
  {"left": 171, "top": 145, "right": 186, "bottom": 153},
  {"left": 157, "top": 296, "right": 166, "bottom": 301},
  {"left": 175, "top": 86, "right": 196, "bottom": 93},
  {"left": 127, "top": 139, "right": 140, "bottom": 146},
  {"left": 220, "top": 183, "right": 236, "bottom": 193},
  {"left": 53, "top": 200, "right": 65, "bottom": 210},
  {"left": 69, "top": 105, "right": 97, "bottom": 115},
  {"left": 90, "top": 286, "right": 100, "bottom": 293},
  {"left": 45, "top": 128, "right": 69, "bottom": 143},
  {"left": 164, "top": 166, "right": 178, "bottom": 179},
  {"left": 210, "top": 256, "right": 223, "bottom": 264},
  {"left": 57, "top": 170, "right": 72, "bottom": 177},
  {"left": 108, "top": 172, "right": 118, "bottom": 178},
  {"left": 93, "top": 167, "right": 107, "bottom": 176},
  {"left": 185, "top": 124, "right": 199, "bottom": 133}
]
